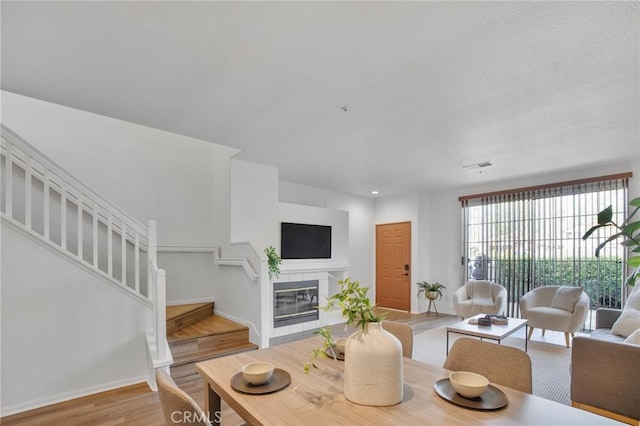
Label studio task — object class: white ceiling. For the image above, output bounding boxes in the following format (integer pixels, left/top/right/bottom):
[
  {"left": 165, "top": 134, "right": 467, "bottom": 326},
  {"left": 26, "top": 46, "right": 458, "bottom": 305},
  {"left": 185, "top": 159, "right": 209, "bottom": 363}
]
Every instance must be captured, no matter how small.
[{"left": 1, "top": 1, "right": 638, "bottom": 197}]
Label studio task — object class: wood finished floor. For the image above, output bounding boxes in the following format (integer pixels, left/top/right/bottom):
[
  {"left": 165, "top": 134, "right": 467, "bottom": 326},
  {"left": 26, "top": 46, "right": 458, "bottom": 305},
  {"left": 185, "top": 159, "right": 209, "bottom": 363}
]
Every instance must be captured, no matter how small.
[{"left": 1, "top": 309, "right": 457, "bottom": 426}]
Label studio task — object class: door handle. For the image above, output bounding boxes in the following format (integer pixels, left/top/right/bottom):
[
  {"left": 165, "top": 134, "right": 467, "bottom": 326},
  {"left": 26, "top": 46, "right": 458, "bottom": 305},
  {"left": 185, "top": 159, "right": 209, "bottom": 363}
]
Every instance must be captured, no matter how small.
[{"left": 404, "top": 264, "right": 409, "bottom": 276}]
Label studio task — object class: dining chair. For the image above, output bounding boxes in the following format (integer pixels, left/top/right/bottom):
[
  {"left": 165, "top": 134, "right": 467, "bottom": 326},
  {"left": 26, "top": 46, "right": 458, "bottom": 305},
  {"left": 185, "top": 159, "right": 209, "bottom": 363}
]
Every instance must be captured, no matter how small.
[
  {"left": 382, "top": 320, "right": 413, "bottom": 358},
  {"left": 443, "top": 337, "right": 532, "bottom": 393},
  {"left": 156, "top": 368, "right": 213, "bottom": 426}
]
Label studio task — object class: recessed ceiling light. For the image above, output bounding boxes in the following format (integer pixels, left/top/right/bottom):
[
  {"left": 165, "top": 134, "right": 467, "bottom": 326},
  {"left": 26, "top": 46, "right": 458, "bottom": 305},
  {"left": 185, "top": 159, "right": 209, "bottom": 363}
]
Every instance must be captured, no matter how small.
[{"left": 371, "top": 190, "right": 379, "bottom": 195}]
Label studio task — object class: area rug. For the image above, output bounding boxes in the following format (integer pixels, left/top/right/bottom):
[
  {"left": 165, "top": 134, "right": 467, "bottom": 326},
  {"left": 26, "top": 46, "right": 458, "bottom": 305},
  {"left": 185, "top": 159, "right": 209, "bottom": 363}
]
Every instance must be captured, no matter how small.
[{"left": 412, "top": 327, "right": 572, "bottom": 405}]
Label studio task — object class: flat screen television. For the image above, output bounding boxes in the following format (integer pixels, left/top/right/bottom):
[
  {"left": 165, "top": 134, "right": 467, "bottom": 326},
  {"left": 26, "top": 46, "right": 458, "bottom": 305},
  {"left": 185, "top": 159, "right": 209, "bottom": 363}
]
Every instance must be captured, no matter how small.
[{"left": 281, "top": 222, "right": 332, "bottom": 259}]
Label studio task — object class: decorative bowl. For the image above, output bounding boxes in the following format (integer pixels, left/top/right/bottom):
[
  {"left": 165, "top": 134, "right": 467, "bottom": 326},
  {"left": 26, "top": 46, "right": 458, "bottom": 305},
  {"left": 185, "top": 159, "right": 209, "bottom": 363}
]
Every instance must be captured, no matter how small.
[
  {"left": 477, "top": 317, "right": 492, "bottom": 326},
  {"left": 334, "top": 338, "right": 347, "bottom": 354},
  {"left": 449, "top": 371, "right": 489, "bottom": 398},
  {"left": 241, "top": 362, "right": 274, "bottom": 385}
]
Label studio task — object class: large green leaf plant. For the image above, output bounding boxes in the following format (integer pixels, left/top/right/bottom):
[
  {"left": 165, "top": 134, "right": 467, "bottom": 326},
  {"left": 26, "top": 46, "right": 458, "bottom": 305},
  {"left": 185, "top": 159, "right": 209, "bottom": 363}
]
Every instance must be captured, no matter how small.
[{"left": 582, "top": 197, "right": 640, "bottom": 287}]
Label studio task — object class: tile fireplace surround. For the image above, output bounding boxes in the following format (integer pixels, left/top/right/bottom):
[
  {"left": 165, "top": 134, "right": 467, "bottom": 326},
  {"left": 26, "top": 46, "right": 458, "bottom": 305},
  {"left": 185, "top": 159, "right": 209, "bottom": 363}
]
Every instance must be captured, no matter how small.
[{"left": 268, "top": 261, "right": 349, "bottom": 339}]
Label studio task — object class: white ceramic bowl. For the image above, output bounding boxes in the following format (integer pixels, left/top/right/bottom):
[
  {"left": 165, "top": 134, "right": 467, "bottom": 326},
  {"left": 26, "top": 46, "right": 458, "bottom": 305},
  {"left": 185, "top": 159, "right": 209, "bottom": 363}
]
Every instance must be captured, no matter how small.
[
  {"left": 334, "top": 338, "right": 347, "bottom": 354},
  {"left": 449, "top": 371, "right": 489, "bottom": 398},
  {"left": 241, "top": 362, "right": 274, "bottom": 385}
]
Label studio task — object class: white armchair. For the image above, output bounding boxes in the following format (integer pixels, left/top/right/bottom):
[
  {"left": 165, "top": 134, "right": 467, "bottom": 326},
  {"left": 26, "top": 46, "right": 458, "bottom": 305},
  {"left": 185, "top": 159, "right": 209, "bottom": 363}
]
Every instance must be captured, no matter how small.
[
  {"left": 519, "top": 285, "right": 589, "bottom": 348},
  {"left": 452, "top": 281, "right": 507, "bottom": 319}
]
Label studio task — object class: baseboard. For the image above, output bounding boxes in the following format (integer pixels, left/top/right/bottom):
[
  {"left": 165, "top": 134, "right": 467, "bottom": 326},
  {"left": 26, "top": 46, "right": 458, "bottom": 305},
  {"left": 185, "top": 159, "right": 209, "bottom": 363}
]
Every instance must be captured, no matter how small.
[{"left": 0, "top": 375, "right": 149, "bottom": 418}]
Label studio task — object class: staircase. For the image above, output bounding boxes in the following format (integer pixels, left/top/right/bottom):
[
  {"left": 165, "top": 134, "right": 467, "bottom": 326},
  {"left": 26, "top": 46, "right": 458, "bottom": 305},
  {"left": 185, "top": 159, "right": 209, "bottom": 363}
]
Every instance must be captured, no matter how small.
[{"left": 167, "top": 302, "right": 258, "bottom": 379}]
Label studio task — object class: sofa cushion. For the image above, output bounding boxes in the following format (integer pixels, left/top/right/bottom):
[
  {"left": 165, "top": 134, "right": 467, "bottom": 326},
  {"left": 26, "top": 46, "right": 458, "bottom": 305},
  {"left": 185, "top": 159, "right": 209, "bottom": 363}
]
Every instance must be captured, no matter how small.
[
  {"left": 624, "top": 328, "right": 640, "bottom": 345},
  {"left": 468, "top": 281, "right": 492, "bottom": 301},
  {"left": 590, "top": 328, "right": 626, "bottom": 343},
  {"left": 611, "top": 307, "right": 640, "bottom": 338},
  {"left": 525, "top": 306, "right": 573, "bottom": 330},
  {"left": 626, "top": 285, "right": 640, "bottom": 310},
  {"left": 458, "top": 299, "right": 498, "bottom": 313}
]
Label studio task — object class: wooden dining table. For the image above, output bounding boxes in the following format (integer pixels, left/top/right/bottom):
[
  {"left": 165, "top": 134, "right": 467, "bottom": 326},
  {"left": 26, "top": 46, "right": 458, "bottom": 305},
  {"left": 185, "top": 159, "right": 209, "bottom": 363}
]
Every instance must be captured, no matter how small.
[{"left": 196, "top": 336, "right": 619, "bottom": 425}]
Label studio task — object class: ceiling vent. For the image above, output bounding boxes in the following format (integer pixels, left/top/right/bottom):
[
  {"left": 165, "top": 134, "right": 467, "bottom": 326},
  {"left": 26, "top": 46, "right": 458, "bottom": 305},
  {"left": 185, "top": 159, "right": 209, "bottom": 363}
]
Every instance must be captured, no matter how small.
[{"left": 463, "top": 161, "right": 492, "bottom": 171}]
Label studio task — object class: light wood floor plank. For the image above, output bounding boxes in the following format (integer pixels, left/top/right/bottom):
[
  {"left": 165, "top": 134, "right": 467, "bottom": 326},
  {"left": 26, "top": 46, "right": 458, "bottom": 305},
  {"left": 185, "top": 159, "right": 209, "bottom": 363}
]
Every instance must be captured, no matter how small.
[{"left": 1, "top": 309, "right": 450, "bottom": 425}]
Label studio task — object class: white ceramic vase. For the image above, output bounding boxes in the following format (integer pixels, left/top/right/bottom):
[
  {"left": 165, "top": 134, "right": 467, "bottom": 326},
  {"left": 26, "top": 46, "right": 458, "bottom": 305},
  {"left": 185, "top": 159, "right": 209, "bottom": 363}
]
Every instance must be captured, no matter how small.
[{"left": 344, "top": 322, "right": 403, "bottom": 406}]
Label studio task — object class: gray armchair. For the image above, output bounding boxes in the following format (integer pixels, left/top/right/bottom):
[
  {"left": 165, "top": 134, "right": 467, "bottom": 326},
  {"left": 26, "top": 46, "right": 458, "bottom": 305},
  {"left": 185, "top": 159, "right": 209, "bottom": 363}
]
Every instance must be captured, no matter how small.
[{"left": 570, "top": 308, "right": 640, "bottom": 423}]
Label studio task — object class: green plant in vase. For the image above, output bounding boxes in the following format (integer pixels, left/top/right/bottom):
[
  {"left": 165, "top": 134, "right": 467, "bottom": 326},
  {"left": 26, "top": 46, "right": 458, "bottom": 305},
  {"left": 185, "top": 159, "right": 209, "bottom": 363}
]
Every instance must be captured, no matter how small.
[{"left": 417, "top": 281, "right": 446, "bottom": 300}]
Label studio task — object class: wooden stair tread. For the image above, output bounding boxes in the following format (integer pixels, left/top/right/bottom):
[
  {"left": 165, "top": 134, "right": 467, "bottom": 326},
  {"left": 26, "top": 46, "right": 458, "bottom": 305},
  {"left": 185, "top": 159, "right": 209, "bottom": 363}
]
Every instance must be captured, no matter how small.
[
  {"left": 166, "top": 302, "right": 212, "bottom": 320},
  {"left": 168, "top": 314, "right": 248, "bottom": 342},
  {"left": 171, "top": 341, "right": 258, "bottom": 367}
]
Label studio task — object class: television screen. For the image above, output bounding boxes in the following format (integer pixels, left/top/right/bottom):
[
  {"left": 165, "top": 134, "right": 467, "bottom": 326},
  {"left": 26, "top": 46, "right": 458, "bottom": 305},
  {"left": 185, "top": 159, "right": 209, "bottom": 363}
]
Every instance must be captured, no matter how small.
[{"left": 281, "top": 222, "right": 332, "bottom": 259}]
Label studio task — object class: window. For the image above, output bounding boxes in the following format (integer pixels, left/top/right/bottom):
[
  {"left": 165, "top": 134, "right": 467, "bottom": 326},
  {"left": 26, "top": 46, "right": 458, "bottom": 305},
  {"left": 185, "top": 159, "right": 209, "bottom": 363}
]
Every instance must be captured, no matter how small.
[{"left": 460, "top": 173, "right": 631, "bottom": 329}]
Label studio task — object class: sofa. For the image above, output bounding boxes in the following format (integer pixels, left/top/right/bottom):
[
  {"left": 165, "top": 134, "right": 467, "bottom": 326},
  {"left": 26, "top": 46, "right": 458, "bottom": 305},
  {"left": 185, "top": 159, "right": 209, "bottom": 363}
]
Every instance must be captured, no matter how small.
[{"left": 571, "top": 308, "right": 640, "bottom": 423}]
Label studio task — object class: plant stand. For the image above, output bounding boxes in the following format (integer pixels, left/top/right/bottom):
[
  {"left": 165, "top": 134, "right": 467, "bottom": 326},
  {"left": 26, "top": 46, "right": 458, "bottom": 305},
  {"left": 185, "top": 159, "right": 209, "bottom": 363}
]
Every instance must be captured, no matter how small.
[
  {"left": 426, "top": 292, "right": 439, "bottom": 317},
  {"left": 426, "top": 299, "right": 439, "bottom": 317}
]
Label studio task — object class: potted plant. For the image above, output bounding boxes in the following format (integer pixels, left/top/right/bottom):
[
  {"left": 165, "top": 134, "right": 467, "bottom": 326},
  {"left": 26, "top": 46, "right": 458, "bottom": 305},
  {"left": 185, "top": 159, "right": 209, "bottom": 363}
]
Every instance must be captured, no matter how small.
[
  {"left": 582, "top": 197, "right": 640, "bottom": 287},
  {"left": 264, "top": 246, "right": 281, "bottom": 281},
  {"left": 304, "top": 278, "right": 403, "bottom": 406},
  {"left": 417, "top": 281, "right": 446, "bottom": 300}
]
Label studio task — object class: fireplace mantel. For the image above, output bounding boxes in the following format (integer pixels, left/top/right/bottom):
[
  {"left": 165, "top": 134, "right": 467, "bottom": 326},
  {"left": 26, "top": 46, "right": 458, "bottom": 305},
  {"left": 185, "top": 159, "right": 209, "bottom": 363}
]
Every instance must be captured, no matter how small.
[{"left": 279, "top": 259, "right": 350, "bottom": 274}]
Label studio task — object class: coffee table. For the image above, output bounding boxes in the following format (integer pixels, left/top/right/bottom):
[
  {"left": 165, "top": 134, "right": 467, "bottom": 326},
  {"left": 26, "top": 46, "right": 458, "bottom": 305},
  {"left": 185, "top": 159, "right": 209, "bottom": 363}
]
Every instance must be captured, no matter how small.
[{"left": 446, "top": 315, "right": 528, "bottom": 355}]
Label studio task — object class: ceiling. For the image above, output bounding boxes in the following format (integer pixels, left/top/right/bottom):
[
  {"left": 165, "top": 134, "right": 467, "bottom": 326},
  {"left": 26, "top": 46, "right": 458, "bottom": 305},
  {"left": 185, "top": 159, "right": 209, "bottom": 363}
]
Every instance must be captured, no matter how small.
[{"left": 2, "top": 1, "right": 638, "bottom": 198}]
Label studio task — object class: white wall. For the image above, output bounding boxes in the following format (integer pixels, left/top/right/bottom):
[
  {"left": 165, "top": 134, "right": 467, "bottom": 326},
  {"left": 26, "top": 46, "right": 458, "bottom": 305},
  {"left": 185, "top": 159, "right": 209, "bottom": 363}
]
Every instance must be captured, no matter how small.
[
  {"left": 230, "top": 159, "right": 279, "bottom": 251},
  {"left": 216, "top": 159, "right": 280, "bottom": 347},
  {"left": 279, "top": 181, "right": 375, "bottom": 296},
  {"left": 279, "top": 202, "right": 349, "bottom": 263},
  {"left": 427, "top": 161, "right": 640, "bottom": 314},
  {"left": 1, "top": 222, "right": 152, "bottom": 415},
  {"left": 2, "top": 91, "right": 239, "bottom": 302},
  {"left": 158, "top": 251, "right": 215, "bottom": 304},
  {"left": 361, "top": 162, "right": 640, "bottom": 316},
  {"left": 374, "top": 192, "right": 425, "bottom": 313}
]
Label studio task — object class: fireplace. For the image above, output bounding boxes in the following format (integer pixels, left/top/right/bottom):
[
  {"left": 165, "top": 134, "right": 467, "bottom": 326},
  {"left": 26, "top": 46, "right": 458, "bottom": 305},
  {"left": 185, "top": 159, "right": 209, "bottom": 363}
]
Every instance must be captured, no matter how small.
[{"left": 273, "top": 280, "right": 319, "bottom": 328}]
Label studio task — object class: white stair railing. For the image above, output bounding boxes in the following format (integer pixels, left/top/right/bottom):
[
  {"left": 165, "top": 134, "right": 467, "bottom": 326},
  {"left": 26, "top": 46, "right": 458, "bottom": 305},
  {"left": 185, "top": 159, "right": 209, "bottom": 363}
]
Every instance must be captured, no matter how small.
[
  {"left": 0, "top": 124, "right": 169, "bottom": 363},
  {"left": 147, "top": 220, "right": 168, "bottom": 361}
]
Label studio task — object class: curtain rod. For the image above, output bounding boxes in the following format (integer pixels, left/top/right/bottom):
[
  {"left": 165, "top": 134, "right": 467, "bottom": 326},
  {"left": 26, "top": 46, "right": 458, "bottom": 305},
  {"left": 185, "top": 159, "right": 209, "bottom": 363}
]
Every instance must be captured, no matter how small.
[{"left": 458, "top": 172, "right": 633, "bottom": 202}]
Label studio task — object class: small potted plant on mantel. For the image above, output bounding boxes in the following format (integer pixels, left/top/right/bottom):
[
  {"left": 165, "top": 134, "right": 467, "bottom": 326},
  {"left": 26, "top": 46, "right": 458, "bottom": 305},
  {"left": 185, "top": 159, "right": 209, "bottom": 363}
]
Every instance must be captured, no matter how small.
[
  {"left": 264, "top": 246, "right": 281, "bottom": 281},
  {"left": 417, "top": 281, "right": 446, "bottom": 300}
]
